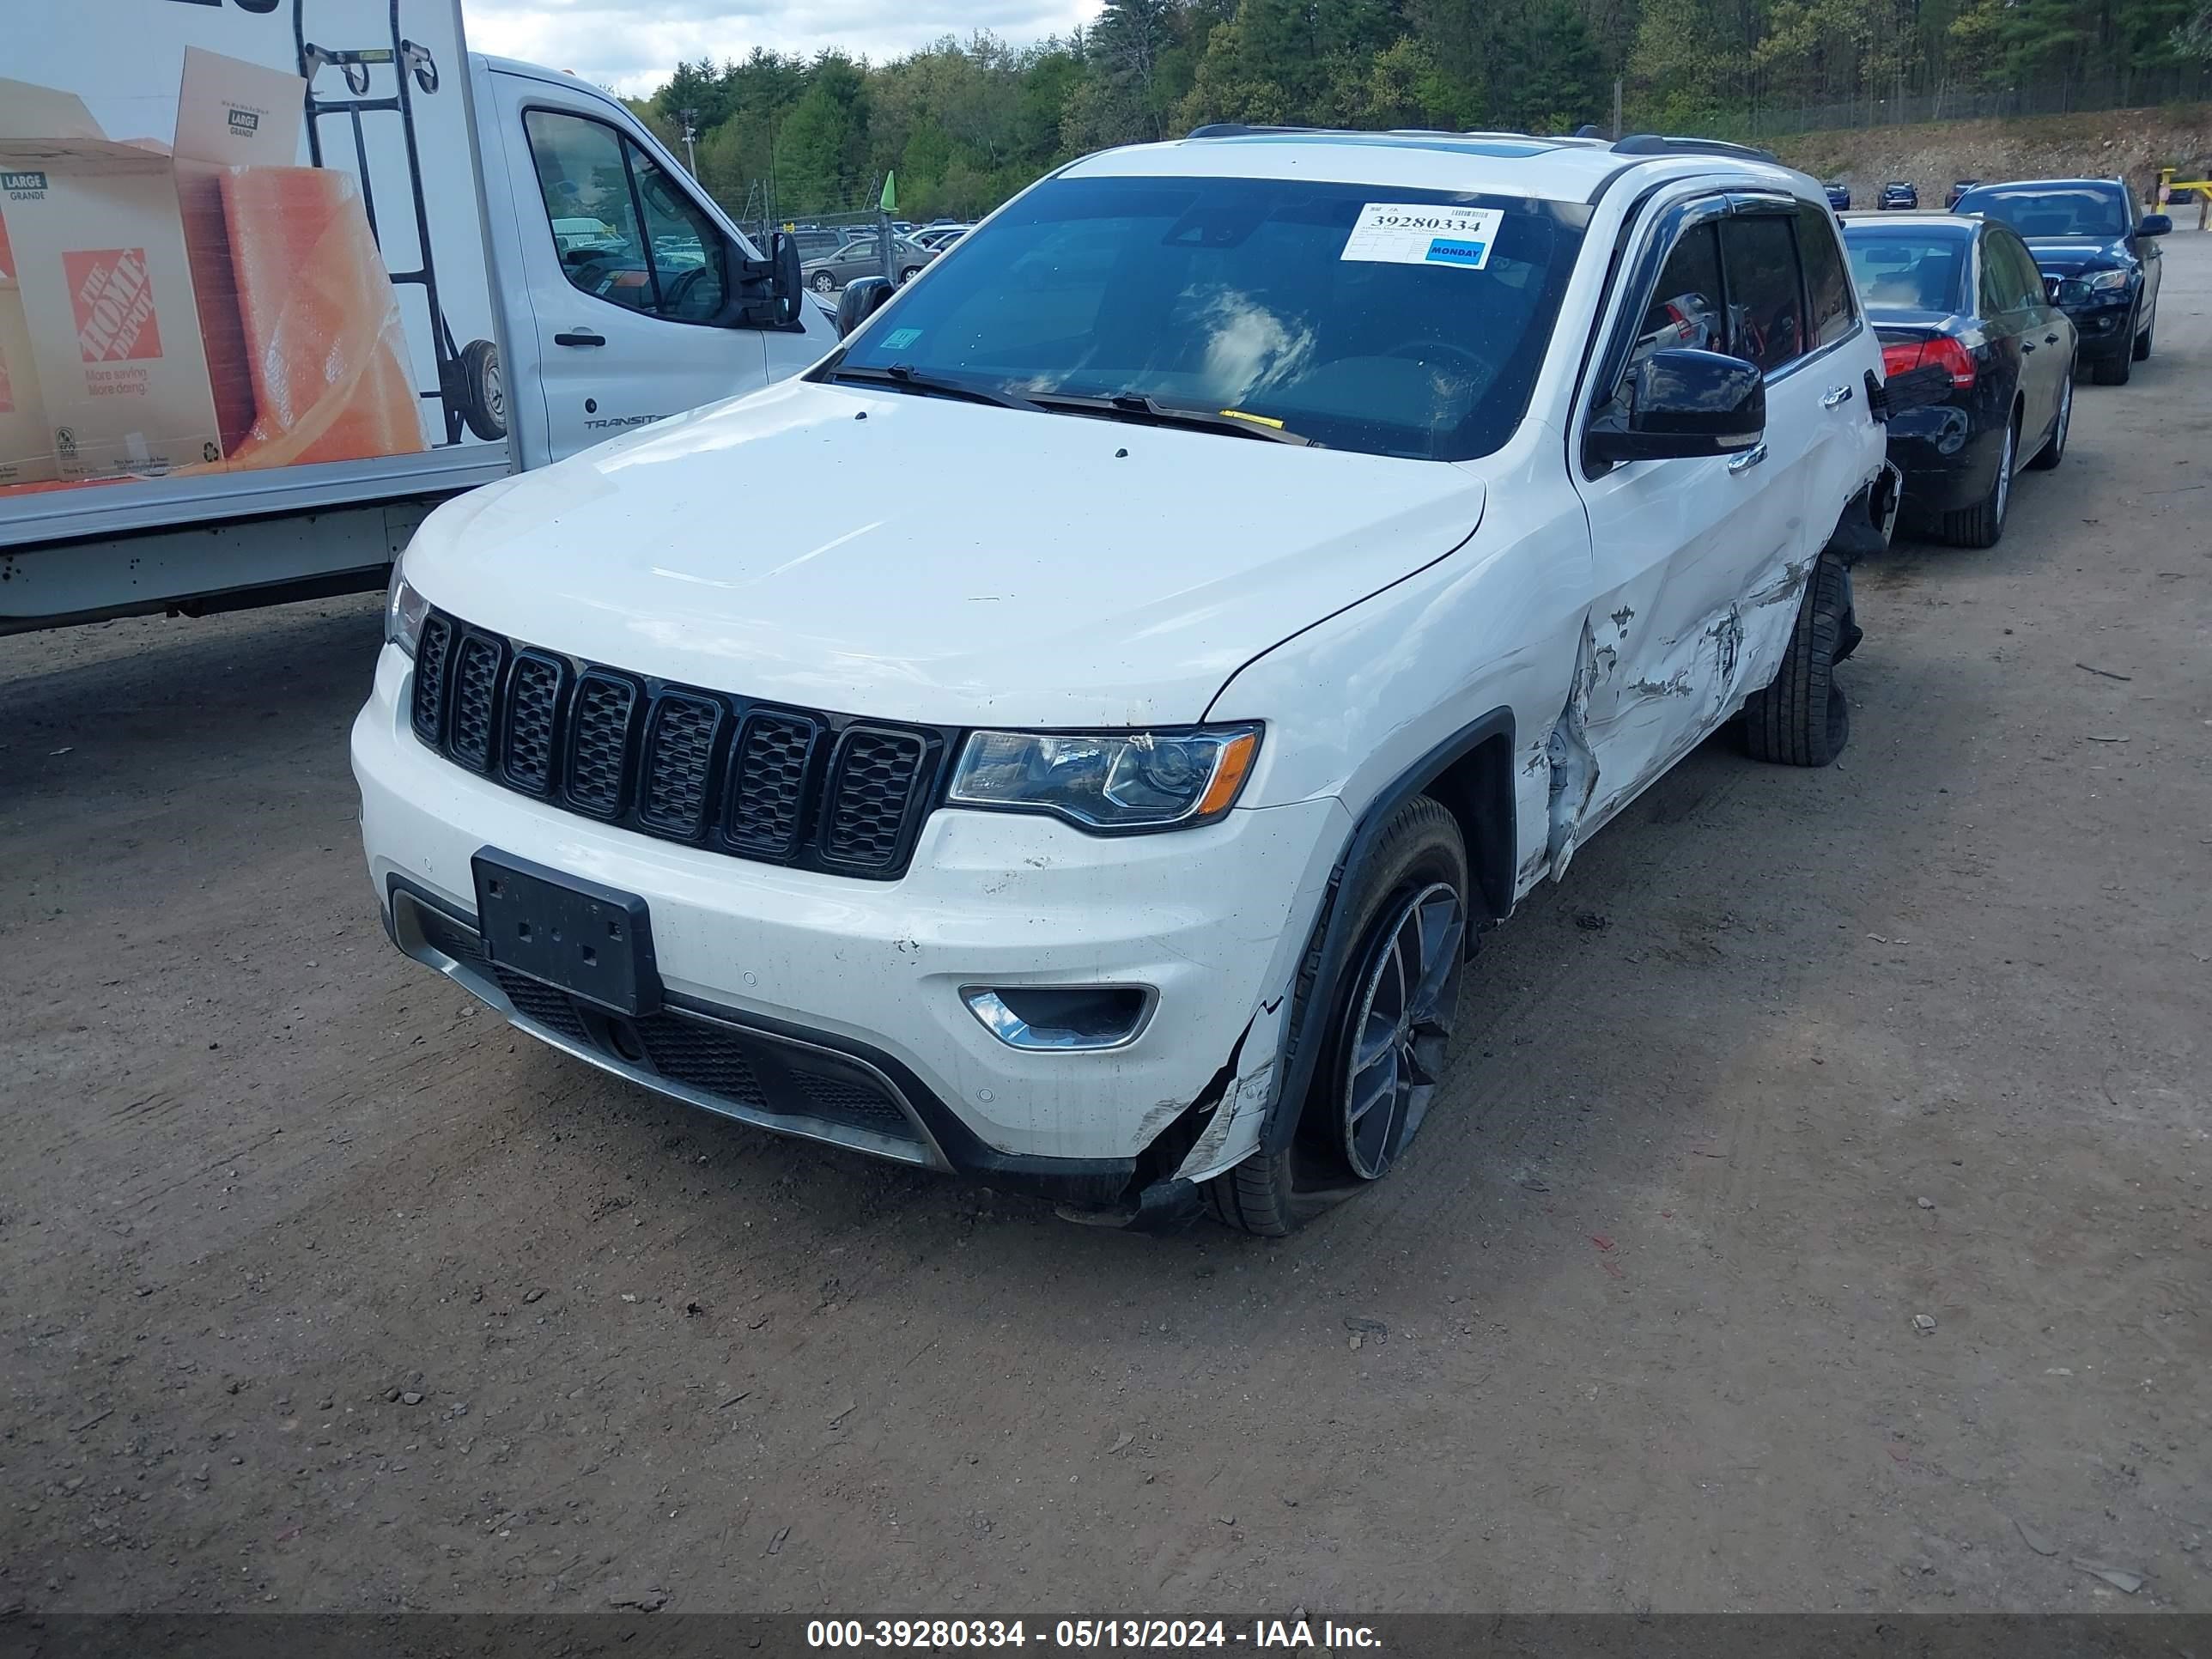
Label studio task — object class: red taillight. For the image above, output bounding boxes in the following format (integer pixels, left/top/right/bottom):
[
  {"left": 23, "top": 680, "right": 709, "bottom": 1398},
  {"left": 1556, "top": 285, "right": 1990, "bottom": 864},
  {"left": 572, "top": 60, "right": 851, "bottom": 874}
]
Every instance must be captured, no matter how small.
[{"left": 1881, "top": 336, "right": 1977, "bottom": 389}]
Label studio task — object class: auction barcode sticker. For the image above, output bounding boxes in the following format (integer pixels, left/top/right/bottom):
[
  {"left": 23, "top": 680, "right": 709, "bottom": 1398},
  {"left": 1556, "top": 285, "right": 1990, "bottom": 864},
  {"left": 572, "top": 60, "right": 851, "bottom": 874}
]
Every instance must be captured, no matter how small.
[{"left": 1341, "top": 204, "right": 1503, "bottom": 270}]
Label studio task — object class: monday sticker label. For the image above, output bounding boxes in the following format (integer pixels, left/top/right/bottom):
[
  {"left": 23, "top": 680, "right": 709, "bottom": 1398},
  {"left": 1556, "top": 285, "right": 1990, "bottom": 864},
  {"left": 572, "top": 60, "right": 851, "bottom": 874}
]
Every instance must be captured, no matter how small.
[{"left": 1341, "top": 204, "right": 1503, "bottom": 271}]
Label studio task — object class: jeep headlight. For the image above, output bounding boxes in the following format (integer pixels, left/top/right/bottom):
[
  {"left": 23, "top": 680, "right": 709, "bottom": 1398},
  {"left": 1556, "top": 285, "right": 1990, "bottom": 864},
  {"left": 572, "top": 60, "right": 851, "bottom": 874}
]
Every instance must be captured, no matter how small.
[
  {"left": 947, "top": 725, "right": 1261, "bottom": 832},
  {"left": 2083, "top": 268, "right": 2130, "bottom": 291},
  {"left": 385, "top": 562, "right": 428, "bottom": 658}
]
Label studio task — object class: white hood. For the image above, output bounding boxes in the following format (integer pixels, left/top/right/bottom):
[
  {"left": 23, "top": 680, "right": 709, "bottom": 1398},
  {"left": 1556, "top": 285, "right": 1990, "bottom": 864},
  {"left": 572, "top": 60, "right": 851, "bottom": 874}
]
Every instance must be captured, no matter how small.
[{"left": 410, "top": 377, "right": 1486, "bottom": 728}]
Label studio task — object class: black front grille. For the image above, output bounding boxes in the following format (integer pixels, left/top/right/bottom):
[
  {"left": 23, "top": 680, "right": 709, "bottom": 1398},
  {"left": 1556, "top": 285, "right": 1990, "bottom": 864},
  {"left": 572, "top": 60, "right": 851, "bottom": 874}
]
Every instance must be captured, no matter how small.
[{"left": 407, "top": 608, "right": 947, "bottom": 878}]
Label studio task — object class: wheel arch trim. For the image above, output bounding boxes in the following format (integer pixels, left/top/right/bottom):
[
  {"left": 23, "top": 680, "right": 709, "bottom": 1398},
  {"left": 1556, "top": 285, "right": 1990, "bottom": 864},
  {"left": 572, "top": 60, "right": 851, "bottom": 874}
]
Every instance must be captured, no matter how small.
[{"left": 1255, "top": 705, "right": 1515, "bottom": 1156}]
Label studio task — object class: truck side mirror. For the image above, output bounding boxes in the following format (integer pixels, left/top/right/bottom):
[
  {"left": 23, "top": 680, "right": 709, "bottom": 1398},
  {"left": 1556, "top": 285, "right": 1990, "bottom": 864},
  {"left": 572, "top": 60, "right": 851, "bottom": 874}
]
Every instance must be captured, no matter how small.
[
  {"left": 725, "top": 231, "right": 807, "bottom": 331},
  {"left": 836, "top": 276, "right": 895, "bottom": 338}
]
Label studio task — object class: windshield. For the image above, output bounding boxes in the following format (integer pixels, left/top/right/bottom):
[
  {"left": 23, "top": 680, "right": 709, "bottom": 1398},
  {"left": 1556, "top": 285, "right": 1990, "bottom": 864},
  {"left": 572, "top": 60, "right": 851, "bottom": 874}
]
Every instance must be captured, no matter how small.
[
  {"left": 825, "top": 173, "right": 1590, "bottom": 460},
  {"left": 1844, "top": 230, "right": 1966, "bottom": 312},
  {"left": 1956, "top": 185, "right": 2129, "bottom": 240}
]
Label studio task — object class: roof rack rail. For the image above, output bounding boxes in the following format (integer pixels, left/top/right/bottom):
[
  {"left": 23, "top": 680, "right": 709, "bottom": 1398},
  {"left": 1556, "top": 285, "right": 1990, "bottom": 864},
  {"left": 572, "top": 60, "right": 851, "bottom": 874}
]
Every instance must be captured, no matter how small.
[
  {"left": 1613, "top": 133, "right": 1780, "bottom": 163},
  {"left": 1186, "top": 123, "right": 1327, "bottom": 139}
]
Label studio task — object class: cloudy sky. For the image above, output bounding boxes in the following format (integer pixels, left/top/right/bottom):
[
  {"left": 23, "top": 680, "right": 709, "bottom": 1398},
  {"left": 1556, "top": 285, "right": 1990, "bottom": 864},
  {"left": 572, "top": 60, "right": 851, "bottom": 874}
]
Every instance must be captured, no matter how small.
[{"left": 465, "top": 0, "right": 1107, "bottom": 95}]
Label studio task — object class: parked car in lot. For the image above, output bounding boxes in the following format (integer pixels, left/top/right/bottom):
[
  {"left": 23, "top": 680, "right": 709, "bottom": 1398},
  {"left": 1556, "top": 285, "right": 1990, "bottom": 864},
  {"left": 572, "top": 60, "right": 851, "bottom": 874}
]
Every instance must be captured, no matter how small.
[
  {"left": 357, "top": 129, "right": 1895, "bottom": 1234},
  {"left": 1881, "top": 181, "right": 1920, "bottom": 210},
  {"left": 914, "top": 223, "right": 971, "bottom": 252},
  {"left": 1844, "top": 215, "right": 2076, "bottom": 547},
  {"left": 1826, "top": 182, "right": 1852, "bottom": 210},
  {"left": 801, "top": 234, "right": 933, "bottom": 293},
  {"left": 1951, "top": 178, "right": 2167, "bottom": 384},
  {"left": 1945, "top": 178, "right": 1981, "bottom": 209}
]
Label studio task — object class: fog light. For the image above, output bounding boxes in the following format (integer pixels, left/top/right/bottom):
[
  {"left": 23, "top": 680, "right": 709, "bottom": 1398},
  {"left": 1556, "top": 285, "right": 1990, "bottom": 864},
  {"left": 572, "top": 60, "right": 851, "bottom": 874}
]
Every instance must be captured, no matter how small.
[{"left": 962, "top": 986, "right": 1153, "bottom": 1051}]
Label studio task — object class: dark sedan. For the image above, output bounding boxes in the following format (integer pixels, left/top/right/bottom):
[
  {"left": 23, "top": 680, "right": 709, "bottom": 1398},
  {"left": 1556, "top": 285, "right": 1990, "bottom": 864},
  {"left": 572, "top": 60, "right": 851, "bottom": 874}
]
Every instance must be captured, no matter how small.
[
  {"left": 1844, "top": 215, "right": 2077, "bottom": 548},
  {"left": 1952, "top": 178, "right": 2166, "bottom": 384},
  {"left": 1881, "top": 181, "right": 1919, "bottom": 210},
  {"left": 1826, "top": 181, "right": 1852, "bottom": 210}
]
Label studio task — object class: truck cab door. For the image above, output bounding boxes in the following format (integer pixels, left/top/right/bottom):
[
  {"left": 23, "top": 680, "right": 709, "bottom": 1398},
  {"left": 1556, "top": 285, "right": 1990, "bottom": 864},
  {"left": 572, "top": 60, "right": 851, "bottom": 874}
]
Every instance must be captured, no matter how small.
[{"left": 487, "top": 72, "right": 769, "bottom": 460}]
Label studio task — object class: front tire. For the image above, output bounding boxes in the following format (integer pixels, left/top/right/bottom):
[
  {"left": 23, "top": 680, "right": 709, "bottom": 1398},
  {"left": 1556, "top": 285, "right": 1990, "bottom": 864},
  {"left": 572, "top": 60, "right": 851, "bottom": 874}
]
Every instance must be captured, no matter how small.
[
  {"left": 809, "top": 270, "right": 836, "bottom": 295},
  {"left": 2094, "top": 310, "right": 2136, "bottom": 384},
  {"left": 2132, "top": 310, "right": 2154, "bottom": 362},
  {"left": 1741, "top": 552, "right": 1854, "bottom": 767},
  {"left": 1206, "top": 796, "right": 1468, "bottom": 1237}
]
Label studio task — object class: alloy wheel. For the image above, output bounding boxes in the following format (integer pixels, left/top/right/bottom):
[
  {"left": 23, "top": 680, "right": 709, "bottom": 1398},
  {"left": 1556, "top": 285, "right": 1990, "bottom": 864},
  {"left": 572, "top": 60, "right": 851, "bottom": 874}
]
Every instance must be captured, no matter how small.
[{"left": 1340, "top": 880, "right": 1465, "bottom": 1180}]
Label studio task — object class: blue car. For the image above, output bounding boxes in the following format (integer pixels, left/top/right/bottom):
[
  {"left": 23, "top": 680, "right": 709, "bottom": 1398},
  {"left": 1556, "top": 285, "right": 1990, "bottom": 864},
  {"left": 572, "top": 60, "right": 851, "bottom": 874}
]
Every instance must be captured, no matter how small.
[
  {"left": 1953, "top": 178, "right": 2168, "bottom": 385},
  {"left": 1825, "top": 181, "right": 1851, "bottom": 211},
  {"left": 1880, "top": 181, "right": 1919, "bottom": 210}
]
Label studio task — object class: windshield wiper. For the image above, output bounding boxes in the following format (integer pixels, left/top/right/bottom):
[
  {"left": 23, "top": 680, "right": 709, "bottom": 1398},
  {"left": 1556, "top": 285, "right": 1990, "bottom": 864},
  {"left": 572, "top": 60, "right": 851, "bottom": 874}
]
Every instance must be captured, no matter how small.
[
  {"left": 825, "top": 362, "right": 1038, "bottom": 410},
  {"left": 1026, "top": 392, "right": 1316, "bottom": 447}
]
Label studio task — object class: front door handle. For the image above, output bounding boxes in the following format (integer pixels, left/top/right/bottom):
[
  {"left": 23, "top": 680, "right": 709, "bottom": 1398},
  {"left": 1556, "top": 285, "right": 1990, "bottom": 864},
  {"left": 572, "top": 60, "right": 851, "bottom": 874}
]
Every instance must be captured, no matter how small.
[
  {"left": 554, "top": 330, "right": 606, "bottom": 348},
  {"left": 2045, "top": 333, "right": 2060, "bottom": 343},
  {"left": 2022, "top": 341, "right": 2037, "bottom": 353},
  {"left": 1728, "top": 442, "right": 1769, "bottom": 474},
  {"left": 1820, "top": 385, "right": 1852, "bottom": 409}
]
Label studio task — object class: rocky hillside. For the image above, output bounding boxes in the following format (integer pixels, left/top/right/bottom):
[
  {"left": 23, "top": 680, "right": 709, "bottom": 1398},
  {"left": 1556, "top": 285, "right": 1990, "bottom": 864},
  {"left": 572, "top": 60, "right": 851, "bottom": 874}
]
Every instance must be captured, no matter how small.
[{"left": 1772, "top": 106, "right": 2212, "bottom": 204}]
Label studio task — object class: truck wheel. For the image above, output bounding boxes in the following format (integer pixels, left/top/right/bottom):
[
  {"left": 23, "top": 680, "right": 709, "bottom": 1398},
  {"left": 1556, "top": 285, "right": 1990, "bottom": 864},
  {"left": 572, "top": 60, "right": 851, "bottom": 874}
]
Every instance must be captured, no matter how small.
[
  {"left": 1938, "top": 414, "right": 2014, "bottom": 549},
  {"left": 457, "top": 340, "right": 505, "bottom": 441},
  {"left": 1206, "top": 796, "right": 1468, "bottom": 1237},
  {"left": 1741, "top": 552, "right": 1854, "bottom": 768}
]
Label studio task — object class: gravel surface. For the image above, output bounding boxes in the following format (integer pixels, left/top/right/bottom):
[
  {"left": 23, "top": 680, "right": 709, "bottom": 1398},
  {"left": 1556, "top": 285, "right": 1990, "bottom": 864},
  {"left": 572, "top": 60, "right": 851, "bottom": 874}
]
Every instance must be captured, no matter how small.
[{"left": 2, "top": 236, "right": 2207, "bottom": 1617}]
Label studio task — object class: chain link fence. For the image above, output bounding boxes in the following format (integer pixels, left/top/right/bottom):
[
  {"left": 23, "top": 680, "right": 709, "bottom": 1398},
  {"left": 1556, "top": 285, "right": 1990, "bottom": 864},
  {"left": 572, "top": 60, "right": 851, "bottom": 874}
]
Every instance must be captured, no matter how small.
[{"left": 1733, "top": 67, "right": 2212, "bottom": 141}]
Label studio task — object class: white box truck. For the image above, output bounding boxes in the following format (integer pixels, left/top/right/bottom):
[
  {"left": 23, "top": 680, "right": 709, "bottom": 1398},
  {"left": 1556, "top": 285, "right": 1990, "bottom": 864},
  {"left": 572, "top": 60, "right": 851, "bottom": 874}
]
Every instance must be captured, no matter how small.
[{"left": 0, "top": 0, "right": 833, "bottom": 632}]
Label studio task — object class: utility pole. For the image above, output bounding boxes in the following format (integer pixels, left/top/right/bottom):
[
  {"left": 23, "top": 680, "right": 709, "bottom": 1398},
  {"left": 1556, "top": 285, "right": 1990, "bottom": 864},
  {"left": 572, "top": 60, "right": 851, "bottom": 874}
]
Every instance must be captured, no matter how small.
[
  {"left": 1612, "top": 78, "right": 1623, "bottom": 139},
  {"left": 678, "top": 106, "right": 700, "bottom": 175}
]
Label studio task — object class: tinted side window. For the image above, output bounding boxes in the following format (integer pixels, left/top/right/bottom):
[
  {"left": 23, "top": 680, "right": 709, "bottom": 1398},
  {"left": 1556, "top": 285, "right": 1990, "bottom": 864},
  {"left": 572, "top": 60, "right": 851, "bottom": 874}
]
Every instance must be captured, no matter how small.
[
  {"left": 525, "top": 110, "right": 728, "bottom": 324},
  {"left": 1994, "top": 229, "right": 2045, "bottom": 311},
  {"left": 1719, "top": 214, "right": 1807, "bottom": 373},
  {"left": 1796, "top": 202, "right": 1856, "bottom": 346},
  {"left": 526, "top": 110, "right": 655, "bottom": 311},
  {"left": 630, "top": 149, "right": 726, "bottom": 321},
  {"left": 1629, "top": 220, "right": 1726, "bottom": 371}
]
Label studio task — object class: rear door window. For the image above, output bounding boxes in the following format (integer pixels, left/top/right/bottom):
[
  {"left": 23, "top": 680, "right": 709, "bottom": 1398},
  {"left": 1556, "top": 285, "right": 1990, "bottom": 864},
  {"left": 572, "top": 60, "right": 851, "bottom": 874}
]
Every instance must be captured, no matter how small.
[
  {"left": 1795, "top": 203, "right": 1856, "bottom": 347},
  {"left": 1718, "top": 213, "right": 1808, "bottom": 373}
]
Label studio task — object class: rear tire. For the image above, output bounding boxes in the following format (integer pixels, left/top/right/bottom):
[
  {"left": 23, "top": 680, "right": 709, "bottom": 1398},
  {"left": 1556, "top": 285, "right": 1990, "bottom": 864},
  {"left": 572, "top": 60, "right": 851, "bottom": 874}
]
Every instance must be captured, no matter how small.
[
  {"left": 1206, "top": 796, "right": 1468, "bottom": 1237},
  {"left": 2027, "top": 365, "right": 2071, "bottom": 471},
  {"left": 1741, "top": 553, "right": 1854, "bottom": 768},
  {"left": 1939, "top": 414, "right": 2014, "bottom": 548}
]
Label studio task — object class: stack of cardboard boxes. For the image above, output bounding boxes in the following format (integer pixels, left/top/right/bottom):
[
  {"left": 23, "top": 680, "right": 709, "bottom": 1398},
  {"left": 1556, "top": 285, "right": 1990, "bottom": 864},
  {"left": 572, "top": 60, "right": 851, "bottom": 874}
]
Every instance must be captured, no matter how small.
[{"left": 0, "top": 47, "right": 421, "bottom": 492}]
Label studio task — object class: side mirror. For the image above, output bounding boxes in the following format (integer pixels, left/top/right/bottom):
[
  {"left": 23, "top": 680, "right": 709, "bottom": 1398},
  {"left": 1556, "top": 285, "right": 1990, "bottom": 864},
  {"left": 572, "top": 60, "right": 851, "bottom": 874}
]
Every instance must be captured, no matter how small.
[
  {"left": 1586, "top": 349, "right": 1765, "bottom": 465},
  {"left": 723, "top": 231, "right": 806, "bottom": 331},
  {"left": 835, "top": 276, "right": 895, "bottom": 338},
  {"left": 2136, "top": 213, "right": 2172, "bottom": 237},
  {"left": 2054, "top": 277, "right": 2092, "bottom": 307}
]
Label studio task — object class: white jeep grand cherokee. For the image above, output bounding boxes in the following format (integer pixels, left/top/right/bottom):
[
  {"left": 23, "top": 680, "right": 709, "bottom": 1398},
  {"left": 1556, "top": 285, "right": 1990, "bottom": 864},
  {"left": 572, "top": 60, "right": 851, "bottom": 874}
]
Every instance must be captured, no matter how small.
[{"left": 355, "top": 127, "right": 1897, "bottom": 1234}]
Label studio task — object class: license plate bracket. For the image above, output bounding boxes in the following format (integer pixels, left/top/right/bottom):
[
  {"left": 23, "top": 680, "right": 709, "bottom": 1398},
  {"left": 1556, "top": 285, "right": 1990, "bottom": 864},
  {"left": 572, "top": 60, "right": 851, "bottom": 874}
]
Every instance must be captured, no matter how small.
[{"left": 471, "top": 849, "right": 661, "bottom": 1017}]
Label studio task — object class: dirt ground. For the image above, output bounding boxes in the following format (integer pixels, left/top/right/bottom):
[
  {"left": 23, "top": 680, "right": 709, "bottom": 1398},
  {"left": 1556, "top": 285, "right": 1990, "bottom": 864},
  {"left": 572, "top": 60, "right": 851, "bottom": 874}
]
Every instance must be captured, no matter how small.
[{"left": 3, "top": 243, "right": 2209, "bottom": 1625}]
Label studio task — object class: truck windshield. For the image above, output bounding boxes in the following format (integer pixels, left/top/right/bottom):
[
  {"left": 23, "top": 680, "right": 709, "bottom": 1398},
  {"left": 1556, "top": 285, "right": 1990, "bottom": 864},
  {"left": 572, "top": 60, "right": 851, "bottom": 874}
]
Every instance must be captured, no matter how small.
[
  {"left": 826, "top": 173, "right": 1590, "bottom": 461},
  {"left": 1955, "top": 185, "right": 2129, "bottom": 240}
]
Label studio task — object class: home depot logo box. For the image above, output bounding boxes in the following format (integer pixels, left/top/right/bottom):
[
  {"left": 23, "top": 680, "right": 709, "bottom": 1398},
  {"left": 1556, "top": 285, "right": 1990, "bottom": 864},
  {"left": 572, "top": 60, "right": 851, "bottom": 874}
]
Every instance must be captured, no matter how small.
[{"left": 0, "top": 81, "right": 221, "bottom": 481}]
